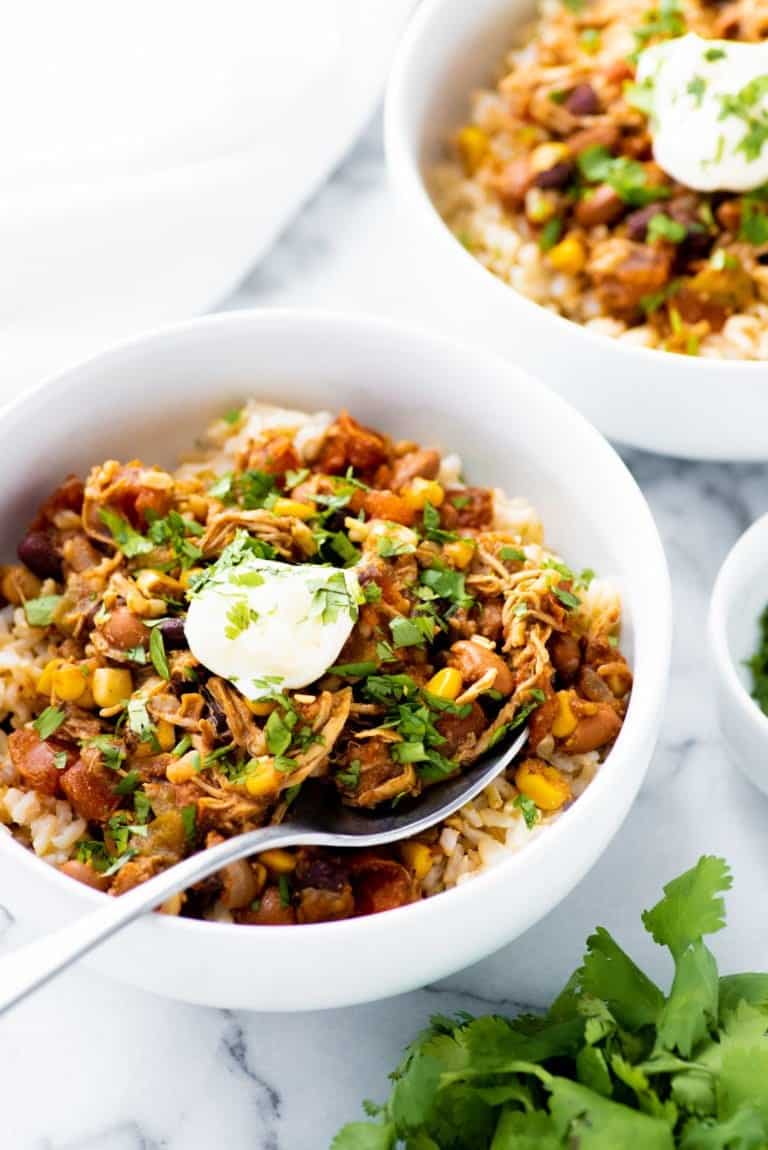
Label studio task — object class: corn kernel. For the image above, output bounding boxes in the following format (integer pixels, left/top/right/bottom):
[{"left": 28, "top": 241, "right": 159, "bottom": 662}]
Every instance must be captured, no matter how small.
[
  {"left": 126, "top": 588, "right": 166, "bottom": 618},
  {"left": 245, "top": 760, "right": 281, "bottom": 796},
  {"left": 399, "top": 841, "right": 434, "bottom": 880},
  {"left": 158, "top": 892, "right": 185, "bottom": 916},
  {"left": 530, "top": 141, "right": 570, "bottom": 174},
  {"left": 1, "top": 566, "right": 41, "bottom": 606},
  {"left": 52, "top": 664, "right": 87, "bottom": 702},
  {"left": 551, "top": 691, "right": 578, "bottom": 739},
  {"left": 136, "top": 569, "right": 184, "bottom": 599},
  {"left": 425, "top": 667, "right": 463, "bottom": 701},
  {"left": 259, "top": 848, "right": 296, "bottom": 875},
  {"left": 443, "top": 539, "right": 475, "bottom": 570},
  {"left": 251, "top": 861, "right": 268, "bottom": 896},
  {"left": 166, "top": 753, "right": 198, "bottom": 784},
  {"left": 547, "top": 235, "right": 587, "bottom": 274},
  {"left": 457, "top": 125, "right": 489, "bottom": 174},
  {"left": 525, "top": 187, "right": 557, "bottom": 224},
  {"left": 180, "top": 566, "right": 205, "bottom": 590},
  {"left": 402, "top": 478, "right": 445, "bottom": 511},
  {"left": 36, "top": 658, "right": 64, "bottom": 695},
  {"left": 515, "top": 758, "right": 571, "bottom": 812},
  {"left": 155, "top": 719, "right": 176, "bottom": 752},
  {"left": 92, "top": 667, "right": 133, "bottom": 709},
  {"left": 185, "top": 495, "right": 209, "bottom": 522},
  {"left": 272, "top": 498, "right": 316, "bottom": 521}
]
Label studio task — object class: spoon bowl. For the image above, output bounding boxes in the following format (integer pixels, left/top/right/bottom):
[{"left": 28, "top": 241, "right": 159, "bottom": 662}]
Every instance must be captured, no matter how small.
[{"left": 0, "top": 726, "right": 527, "bottom": 1015}]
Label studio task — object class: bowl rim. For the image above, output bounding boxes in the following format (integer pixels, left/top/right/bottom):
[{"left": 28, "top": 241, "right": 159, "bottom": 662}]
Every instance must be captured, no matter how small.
[
  {"left": 0, "top": 306, "right": 673, "bottom": 947},
  {"left": 383, "top": 0, "right": 766, "bottom": 378},
  {"left": 709, "top": 512, "right": 768, "bottom": 739}
]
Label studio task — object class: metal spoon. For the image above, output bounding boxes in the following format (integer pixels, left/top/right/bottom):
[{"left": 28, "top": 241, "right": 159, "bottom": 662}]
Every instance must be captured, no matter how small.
[{"left": 0, "top": 727, "right": 527, "bottom": 1014}]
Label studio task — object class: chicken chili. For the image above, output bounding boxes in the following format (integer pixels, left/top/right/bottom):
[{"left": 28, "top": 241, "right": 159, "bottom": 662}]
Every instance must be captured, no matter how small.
[
  {"left": 0, "top": 404, "right": 630, "bottom": 924},
  {"left": 433, "top": 0, "right": 768, "bottom": 359}
]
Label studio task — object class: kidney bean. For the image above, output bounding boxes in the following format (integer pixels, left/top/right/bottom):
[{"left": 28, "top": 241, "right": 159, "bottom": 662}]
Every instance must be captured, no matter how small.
[
  {"left": 534, "top": 160, "right": 575, "bottom": 189},
  {"left": 58, "top": 859, "right": 109, "bottom": 892},
  {"left": 157, "top": 617, "right": 187, "bottom": 649},
  {"left": 388, "top": 449, "right": 440, "bottom": 492},
  {"left": 565, "top": 83, "right": 600, "bottom": 116},
  {"left": 17, "top": 531, "right": 62, "bottom": 580},
  {"left": 549, "top": 632, "right": 582, "bottom": 681}
]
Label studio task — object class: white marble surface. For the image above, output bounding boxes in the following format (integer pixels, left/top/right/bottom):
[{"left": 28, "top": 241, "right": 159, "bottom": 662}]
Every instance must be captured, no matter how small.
[{"left": 5, "top": 115, "right": 768, "bottom": 1150}]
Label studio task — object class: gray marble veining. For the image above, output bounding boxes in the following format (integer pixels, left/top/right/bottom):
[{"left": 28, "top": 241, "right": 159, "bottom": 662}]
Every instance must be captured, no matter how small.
[{"left": 4, "top": 112, "right": 768, "bottom": 1150}]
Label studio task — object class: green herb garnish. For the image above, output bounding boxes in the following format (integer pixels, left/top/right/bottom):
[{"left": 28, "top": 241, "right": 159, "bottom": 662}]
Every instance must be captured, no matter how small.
[
  {"left": 33, "top": 706, "right": 66, "bottom": 740},
  {"left": 149, "top": 626, "right": 170, "bottom": 680},
  {"left": 98, "top": 508, "right": 154, "bottom": 558},
  {"left": 578, "top": 146, "right": 670, "bottom": 206},
  {"left": 24, "top": 595, "right": 62, "bottom": 627}
]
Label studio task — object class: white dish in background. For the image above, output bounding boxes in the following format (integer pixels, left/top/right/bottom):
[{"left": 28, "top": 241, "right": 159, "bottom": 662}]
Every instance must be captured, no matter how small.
[
  {"left": 384, "top": 0, "right": 768, "bottom": 461},
  {"left": 0, "top": 310, "right": 671, "bottom": 1011},
  {"left": 0, "top": 0, "right": 413, "bottom": 393},
  {"left": 710, "top": 514, "right": 768, "bottom": 796}
]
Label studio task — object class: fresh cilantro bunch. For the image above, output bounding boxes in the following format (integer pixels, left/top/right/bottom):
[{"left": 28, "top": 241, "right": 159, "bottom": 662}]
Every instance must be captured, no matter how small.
[{"left": 333, "top": 857, "right": 768, "bottom": 1149}]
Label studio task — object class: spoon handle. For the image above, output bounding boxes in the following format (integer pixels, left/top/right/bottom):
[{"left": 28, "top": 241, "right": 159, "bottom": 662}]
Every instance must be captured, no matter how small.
[{"left": 0, "top": 821, "right": 319, "bottom": 1015}]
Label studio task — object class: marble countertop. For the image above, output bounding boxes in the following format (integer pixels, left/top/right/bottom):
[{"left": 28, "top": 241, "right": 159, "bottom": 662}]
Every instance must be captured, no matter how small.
[{"left": 5, "top": 115, "right": 768, "bottom": 1150}]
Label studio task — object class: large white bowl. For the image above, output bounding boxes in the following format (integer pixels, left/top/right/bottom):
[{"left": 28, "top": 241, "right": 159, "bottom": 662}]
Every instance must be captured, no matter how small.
[
  {"left": 709, "top": 514, "right": 768, "bottom": 796},
  {"left": 0, "top": 310, "right": 671, "bottom": 1010},
  {"left": 385, "top": 0, "right": 768, "bottom": 461}
]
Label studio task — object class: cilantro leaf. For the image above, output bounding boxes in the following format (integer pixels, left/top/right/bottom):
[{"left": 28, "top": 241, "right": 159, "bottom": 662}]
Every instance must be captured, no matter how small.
[
  {"left": 33, "top": 706, "right": 66, "bottom": 740},
  {"left": 642, "top": 856, "right": 732, "bottom": 959},
  {"left": 149, "top": 625, "right": 170, "bottom": 680},
  {"left": 578, "top": 927, "right": 665, "bottom": 1031},
  {"left": 578, "top": 146, "right": 670, "bottom": 207},
  {"left": 98, "top": 507, "right": 153, "bottom": 558},
  {"left": 330, "top": 1123, "right": 396, "bottom": 1150},
  {"left": 24, "top": 595, "right": 62, "bottom": 627}
]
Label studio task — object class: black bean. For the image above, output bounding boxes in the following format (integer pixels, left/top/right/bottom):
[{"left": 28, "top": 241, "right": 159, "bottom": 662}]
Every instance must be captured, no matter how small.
[
  {"left": 534, "top": 160, "right": 575, "bottom": 189},
  {"left": 565, "top": 83, "right": 600, "bottom": 116},
  {"left": 17, "top": 531, "right": 62, "bottom": 580},
  {"left": 626, "top": 204, "right": 661, "bottom": 241},
  {"left": 157, "top": 617, "right": 187, "bottom": 649}
]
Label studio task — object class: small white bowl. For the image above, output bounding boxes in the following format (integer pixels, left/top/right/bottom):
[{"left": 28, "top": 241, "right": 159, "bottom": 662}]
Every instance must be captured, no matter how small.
[
  {"left": 709, "top": 514, "right": 768, "bottom": 795},
  {"left": 0, "top": 310, "right": 671, "bottom": 1011},
  {"left": 385, "top": 0, "right": 768, "bottom": 461}
]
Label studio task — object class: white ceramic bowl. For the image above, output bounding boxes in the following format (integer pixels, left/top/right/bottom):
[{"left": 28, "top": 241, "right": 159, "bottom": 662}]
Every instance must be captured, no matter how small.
[
  {"left": 0, "top": 310, "right": 671, "bottom": 1010},
  {"left": 385, "top": 0, "right": 768, "bottom": 461},
  {"left": 709, "top": 514, "right": 768, "bottom": 795}
]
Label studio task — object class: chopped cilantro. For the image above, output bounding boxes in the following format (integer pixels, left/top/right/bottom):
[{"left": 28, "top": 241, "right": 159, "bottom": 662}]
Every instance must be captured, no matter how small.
[
  {"left": 145, "top": 509, "right": 204, "bottom": 570},
  {"left": 181, "top": 804, "right": 197, "bottom": 843},
  {"left": 285, "top": 467, "right": 310, "bottom": 489},
  {"left": 704, "top": 46, "right": 726, "bottom": 62},
  {"left": 390, "top": 615, "right": 436, "bottom": 649},
  {"left": 278, "top": 874, "right": 292, "bottom": 908},
  {"left": 337, "top": 759, "right": 362, "bottom": 789},
  {"left": 85, "top": 735, "right": 126, "bottom": 772},
  {"left": 580, "top": 27, "right": 601, "bottom": 53},
  {"left": 538, "top": 217, "right": 563, "bottom": 253},
  {"left": 134, "top": 790, "right": 152, "bottom": 823},
  {"left": 125, "top": 645, "right": 147, "bottom": 665},
  {"left": 98, "top": 507, "right": 153, "bottom": 558},
  {"left": 363, "top": 583, "right": 382, "bottom": 604},
  {"left": 33, "top": 706, "right": 66, "bottom": 740},
  {"left": 553, "top": 585, "right": 582, "bottom": 611},
  {"left": 52, "top": 750, "right": 68, "bottom": 771},
  {"left": 633, "top": 0, "right": 686, "bottom": 52},
  {"left": 578, "top": 145, "right": 670, "bottom": 206},
  {"left": 149, "top": 626, "right": 170, "bottom": 680},
  {"left": 127, "top": 698, "right": 154, "bottom": 741},
  {"left": 311, "top": 571, "right": 357, "bottom": 625},
  {"left": 223, "top": 407, "right": 242, "bottom": 425},
  {"left": 422, "top": 501, "right": 457, "bottom": 544},
  {"left": 740, "top": 196, "right": 768, "bottom": 245},
  {"left": 24, "top": 595, "right": 62, "bottom": 627},
  {"left": 113, "top": 769, "right": 140, "bottom": 795},
  {"left": 172, "top": 734, "right": 192, "bottom": 757},
  {"left": 514, "top": 793, "right": 539, "bottom": 829},
  {"left": 647, "top": 213, "right": 687, "bottom": 244},
  {"left": 224, "top": 597, "right": 259, "bottom": 640},
  {"left": 686, "top": 74, "right": 707, "bottom": 107},
  {"left": 499, "top": 546, "right": 525, "bottom": 562},
  {"left": 747, "top": 602, "right": 768, "bottom": 715},
  {"left": 328, "top": 661, "right": 378, "bottom": 677},
  {"left": 377, "top": 535, "right": 416, "bottom": 559},
  {"left": 264, "top": 707, "right": 297, "bottom": 757}
]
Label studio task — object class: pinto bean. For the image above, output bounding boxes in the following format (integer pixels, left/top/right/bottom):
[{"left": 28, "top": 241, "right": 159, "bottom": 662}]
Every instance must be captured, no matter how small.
[
  {"left": 494, "top": 158, "right": 533, "bottom": 207},
  {"left": 58, "top": 859, "right": 109, "bottom": 891},
  {"left": 447, "top": 640, "right": 514, "bottom": 696},
  {"left": 575, "top": 184, "right": 624, "bottom": 228},
  {"left": 567, "top": 122, "right": 619, "bottom": 155},
  {"left": 549, "top": 632, "right": 582, "bottom": 681},
  {"left": 389, "top": 449, "right": 441, "bottom": 492},
  {"left": 475, "top": 598, "right": 504, "bottom": 643},
  {"left": 436, "top": 700, "right": 486, "bottom": 757},
  {"left": 565, "top": 83, "right": 600, "bottom": 116},
  {"left": 562, "top": 703, "right": 621, "bottom": 753},
  {"left": 17, "top": 531, "right": 62, "bottom": 580},
  {"left": 60, "top": 759, "right": 120, "bottom": 822},
  {"left": 9, "top": 729, "right": 63, "bottom": 796},
  {"left": 102, "top": 606, "right": 150, "bottom": 651}
]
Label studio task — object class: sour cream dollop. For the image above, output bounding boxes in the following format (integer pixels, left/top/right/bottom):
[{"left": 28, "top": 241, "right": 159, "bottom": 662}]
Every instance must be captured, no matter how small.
[
  {"left": 637, "top": 33, "right": 768, "bottom": 192},
  {"left": 185, "top": 554, "right": 360, "bottom": 697}
]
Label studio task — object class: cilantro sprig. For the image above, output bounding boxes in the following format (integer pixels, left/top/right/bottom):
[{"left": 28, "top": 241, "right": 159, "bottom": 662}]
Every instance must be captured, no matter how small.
[{"left": 334, "top": 857, "right": 768, "bottom": 1149}]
